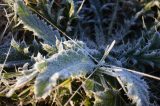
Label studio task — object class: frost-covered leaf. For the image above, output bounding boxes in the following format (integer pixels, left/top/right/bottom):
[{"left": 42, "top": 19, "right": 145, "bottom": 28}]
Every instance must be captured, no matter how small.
[
  {"left": 34, "top": 47, "right": 95, "bottom": 99},
  {"left": 7, "top": 39, "right": 95, "bottom": 99},
  {"left": 11, "top": 38, "right": 22, "bottom": 52},
  {"left": 15, "top": 0, "right": 60, "bottom": 45},
  {"left": 115, "top": 32, "right": 160, "bottom": 69},
  {"left": 99, "top": 67, "right": 150, "bottom": 106},
  {"left": 11, "top": 38, "right": 31, "bottom": 54},
  {"left": 93, "top": 90, "right": 125, "bottom": 106},
  {"left": 6, "top": 69, "right": 38, "bottom": 97}
]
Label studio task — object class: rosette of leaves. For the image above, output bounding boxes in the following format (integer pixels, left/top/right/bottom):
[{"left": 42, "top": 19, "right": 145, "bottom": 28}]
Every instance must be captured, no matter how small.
[
  {"left": 6, "top": 40, "right": 151, "bottom": 106},
  {"left": 76, "top": 0, "right": 143, "bottom": 48},
  {"left": 4, "top": 0, "right": 152, "bottom": 106},
  {"left": 112, "top": 32, "right": 160, "bottom": 71}
]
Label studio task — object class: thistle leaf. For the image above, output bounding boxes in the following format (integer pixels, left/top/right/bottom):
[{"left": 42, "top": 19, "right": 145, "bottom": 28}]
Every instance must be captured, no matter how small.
[
  {"left": 6, "top": 70, "right": 38, "bottom": 97},
  {"left": 15, "top": 0, "right": 60, "bottom": 45},
  {"left": 99, "top": 67, "right": 150, "bottom": 106},
  {"left": 34, "top": 48, "right": 95, "bottom": 99}
]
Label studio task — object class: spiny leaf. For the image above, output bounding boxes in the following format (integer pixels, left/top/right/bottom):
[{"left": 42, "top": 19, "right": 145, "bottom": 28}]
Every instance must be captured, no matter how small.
[
  {"left": 34, "top": 48, "right": 95, "bottom": 99},
  {"left": 7, "top": 39, "right": 95, "bottom": 99},
  {"left": 15, "top": 0, "right": 60, "bottom": 45},
  {"left": 99, "top": 67, "right": 150, "bottom": 106},
  {"left": 6, "top": 70, "right": 38, "bottom": 97},
  {"left": 41, "top": 43, "right": 58, "bottom": 55}
]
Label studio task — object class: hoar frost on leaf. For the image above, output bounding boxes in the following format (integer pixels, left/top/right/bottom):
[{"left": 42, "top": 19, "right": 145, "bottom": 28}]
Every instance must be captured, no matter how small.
[
  {"left": 99, "top": 67, "right": 151, "bottom": 106},
  {"left": 7, "top": 1, "right": 151, "bottom": 105},
  {"left": 7, "top": 40, "right": 95, "bottom": 99},
  {"left": 15, "top": 0, "right": 60, "bottom": 45}
]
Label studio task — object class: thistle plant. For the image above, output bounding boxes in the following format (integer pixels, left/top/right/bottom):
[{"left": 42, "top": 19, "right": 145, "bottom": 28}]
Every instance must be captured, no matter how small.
[
  {"left": 1, "top": 0, "right": 160, "bottom": 106},
  {"left": 0, "top": 0, "right": 152, "bottom": 106}
]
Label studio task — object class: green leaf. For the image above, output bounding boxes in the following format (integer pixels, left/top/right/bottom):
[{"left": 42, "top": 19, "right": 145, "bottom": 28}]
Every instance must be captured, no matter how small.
[
  {"left": 83, "top": 79, "right": 95, "bottom": 98},
  {"left": 94, "top": 90, "right": 125, "bottom": 106},
  {"left": 59, "top": 78, "right": 72, "bottom": 93}
]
